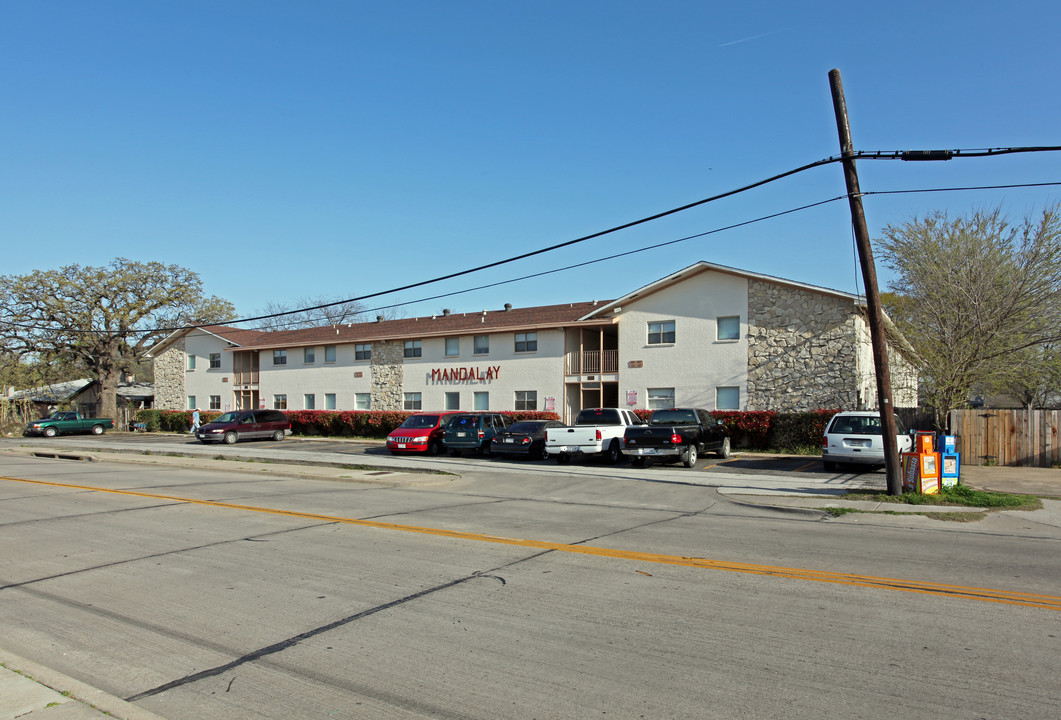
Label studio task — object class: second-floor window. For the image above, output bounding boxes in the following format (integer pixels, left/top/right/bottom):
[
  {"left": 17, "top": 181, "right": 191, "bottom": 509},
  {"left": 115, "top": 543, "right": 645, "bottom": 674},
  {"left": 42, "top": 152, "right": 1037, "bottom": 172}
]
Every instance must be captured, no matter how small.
[
  {"left": 445, "top": 337, "right": 460, "bottom": 356},
  {"left": 474, "top": 335, "right": 489, "bottom": 355},
  {"left": 273, "top": 350, "right": 287, "bottom": 365},
  {"left": 717, "top": 316, "right": 740, "bottom": 341},
  {"left": 325, "top": 345, "right": 336, "bottom": 363},
  {"left": 304, "top": 347, "right": 315, "bottom": 363},
  {"left": 648, "top": 321, "right": 675, "bottom": 345},
  {"left": 355, "top": 344, "right": 371, "bottom": 361},
  {"left": 515, "top": 332, "right": 537, "bottom": 352},
  {"left": 209, "top": 353, "right": 221, "bottom": 368},
  {"left": 404, "top": 340, "right": 422, "bottom": 358}
]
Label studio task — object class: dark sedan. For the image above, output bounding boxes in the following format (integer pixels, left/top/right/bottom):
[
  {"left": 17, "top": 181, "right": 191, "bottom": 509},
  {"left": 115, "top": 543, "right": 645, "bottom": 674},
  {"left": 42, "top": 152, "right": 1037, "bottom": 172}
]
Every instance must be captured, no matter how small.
[{"left": 493, "top": 419, "right": 564, "bottom": 460}]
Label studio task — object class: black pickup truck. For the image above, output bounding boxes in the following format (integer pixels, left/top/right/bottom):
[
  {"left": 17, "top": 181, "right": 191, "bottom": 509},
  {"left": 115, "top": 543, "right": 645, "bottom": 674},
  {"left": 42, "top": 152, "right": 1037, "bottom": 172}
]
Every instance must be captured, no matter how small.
[{"left": 622, "top": 408, "right": 731, "bottom": 468}]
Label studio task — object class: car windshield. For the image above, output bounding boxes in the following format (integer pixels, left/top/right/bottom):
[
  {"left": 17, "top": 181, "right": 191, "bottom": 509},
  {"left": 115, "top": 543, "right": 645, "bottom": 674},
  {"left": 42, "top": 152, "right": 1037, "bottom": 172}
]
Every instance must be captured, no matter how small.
[
  {"left": 400, "top": 414, "right": 440, "bottom": 429},
  {"left": 213, "top": 412, "right": 242, "bottom": 423},
  {"left": 649, "top": 409, "right": 697, "bottom": 425},
  {"left": 506, "top": 421, "right": 545, "bottom": 433}
]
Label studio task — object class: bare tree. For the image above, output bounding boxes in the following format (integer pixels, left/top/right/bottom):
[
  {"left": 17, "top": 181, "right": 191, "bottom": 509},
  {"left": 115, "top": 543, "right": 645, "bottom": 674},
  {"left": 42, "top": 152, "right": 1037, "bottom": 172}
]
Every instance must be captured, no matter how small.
[
  {"left": 0, "top": 258, "right": 236, "bottom": 420},
  {"left": 876, "top": 205, "right": 1061, "bottom": 427},
  {"left": 249, "top": 296, "right": 367, "bottom": 331}
]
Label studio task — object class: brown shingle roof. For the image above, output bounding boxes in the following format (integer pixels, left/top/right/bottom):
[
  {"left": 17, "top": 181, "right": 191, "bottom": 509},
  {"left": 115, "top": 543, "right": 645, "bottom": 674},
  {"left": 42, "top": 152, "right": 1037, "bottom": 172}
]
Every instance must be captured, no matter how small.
[{"left": 232, "top": 301, "right": 614, "bottom": 351}]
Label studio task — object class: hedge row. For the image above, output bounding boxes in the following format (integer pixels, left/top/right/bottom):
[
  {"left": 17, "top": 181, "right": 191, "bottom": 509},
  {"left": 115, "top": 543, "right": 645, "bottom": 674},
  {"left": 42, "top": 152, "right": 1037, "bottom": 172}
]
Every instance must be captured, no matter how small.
[{"left": 136, "top": 409, "right": 562, "bottom": 437}]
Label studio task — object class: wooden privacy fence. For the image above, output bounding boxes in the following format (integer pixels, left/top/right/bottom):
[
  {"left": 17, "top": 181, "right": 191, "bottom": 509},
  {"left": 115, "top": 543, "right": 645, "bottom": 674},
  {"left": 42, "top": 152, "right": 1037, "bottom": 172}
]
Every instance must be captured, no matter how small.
[{"left": 948, "top": 409, "right": 1060, "bottom": 467}]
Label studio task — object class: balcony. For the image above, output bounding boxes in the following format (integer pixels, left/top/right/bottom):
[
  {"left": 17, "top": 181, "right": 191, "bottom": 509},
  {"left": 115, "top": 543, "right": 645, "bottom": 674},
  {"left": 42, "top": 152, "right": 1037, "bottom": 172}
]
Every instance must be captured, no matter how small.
[{"left": 565, "top": 349, "right": 618, "bottom": 375}]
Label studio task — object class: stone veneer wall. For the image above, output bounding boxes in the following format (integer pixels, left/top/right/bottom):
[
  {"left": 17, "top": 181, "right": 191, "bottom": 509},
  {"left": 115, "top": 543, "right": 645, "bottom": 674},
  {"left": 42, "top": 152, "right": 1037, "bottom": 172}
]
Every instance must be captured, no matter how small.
[
  {"left": 153, "top": 341, "right": 186, "bottom": 410},
  {"left": 370, "top": 340, "right": 405, "bottom": 411},
  {"left": 747, "top": 279, "right": 860, "bottom": 411}
]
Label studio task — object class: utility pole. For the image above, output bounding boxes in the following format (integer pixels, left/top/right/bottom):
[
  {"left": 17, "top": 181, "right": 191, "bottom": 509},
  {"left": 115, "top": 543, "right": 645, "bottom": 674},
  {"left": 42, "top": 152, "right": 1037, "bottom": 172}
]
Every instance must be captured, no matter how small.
[{"left": 828, "top": 69, "right": 903, "bottom": 496}]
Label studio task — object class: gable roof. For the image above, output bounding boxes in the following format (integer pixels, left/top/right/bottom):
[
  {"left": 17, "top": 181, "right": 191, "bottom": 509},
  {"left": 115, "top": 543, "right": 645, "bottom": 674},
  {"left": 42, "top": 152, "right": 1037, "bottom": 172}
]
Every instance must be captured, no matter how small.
[
  {"left": 6, "top": 379, "right": 94, "bottom": 403},
  {"left": 145, "top": 325, "right": 270, "bottom": 357},
  {"left": 581, "top": 261, "right": 862, "bottom": 319}
]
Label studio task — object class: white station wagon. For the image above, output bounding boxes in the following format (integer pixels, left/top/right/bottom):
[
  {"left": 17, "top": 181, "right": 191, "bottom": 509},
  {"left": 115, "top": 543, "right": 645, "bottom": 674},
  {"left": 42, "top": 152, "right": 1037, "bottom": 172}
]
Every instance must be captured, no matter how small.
[{"left": 821, "top": 410, "right": 913, "bottom": 472}]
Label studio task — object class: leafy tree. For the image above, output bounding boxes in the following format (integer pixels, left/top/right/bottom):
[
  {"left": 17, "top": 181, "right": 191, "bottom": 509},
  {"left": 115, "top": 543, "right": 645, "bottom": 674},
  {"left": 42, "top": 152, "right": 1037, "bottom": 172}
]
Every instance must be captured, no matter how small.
[
  {"left": 0, "top": 258, "right": 236, "bottom": 420},
  {"left": 876, "top": 205, "right": 1061, "bottom": 427}
]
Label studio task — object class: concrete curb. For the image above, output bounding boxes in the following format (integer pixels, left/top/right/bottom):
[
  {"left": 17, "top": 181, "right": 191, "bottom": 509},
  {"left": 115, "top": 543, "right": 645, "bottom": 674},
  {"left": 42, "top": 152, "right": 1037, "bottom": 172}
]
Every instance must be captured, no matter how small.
[{"left": 0, "top": 648, "right": 168, "bottom": 720}]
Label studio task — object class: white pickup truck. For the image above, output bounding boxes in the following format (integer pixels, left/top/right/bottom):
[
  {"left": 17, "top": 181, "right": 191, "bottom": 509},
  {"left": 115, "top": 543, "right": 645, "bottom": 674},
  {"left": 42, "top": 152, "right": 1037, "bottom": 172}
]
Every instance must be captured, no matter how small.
[{"left": 545, "top": 407, "right": 645, "bottom": 464}]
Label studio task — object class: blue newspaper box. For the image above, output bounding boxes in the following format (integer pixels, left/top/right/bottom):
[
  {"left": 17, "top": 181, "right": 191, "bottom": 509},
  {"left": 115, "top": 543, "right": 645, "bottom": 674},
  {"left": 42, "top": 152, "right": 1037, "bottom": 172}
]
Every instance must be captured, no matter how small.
[
  {"left": 941, "top": 435, "right": 957, "bottom": 454},
  {"left": 941, "top": 452, "right": 961, "bottom": 487}
]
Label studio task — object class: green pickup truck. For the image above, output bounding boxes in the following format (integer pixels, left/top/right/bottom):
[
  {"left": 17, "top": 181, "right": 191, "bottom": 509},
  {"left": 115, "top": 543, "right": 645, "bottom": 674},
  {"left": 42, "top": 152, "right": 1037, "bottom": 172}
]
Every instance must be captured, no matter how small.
[{"left": 24, "top": 411, "right": 115, "bottom": 437}]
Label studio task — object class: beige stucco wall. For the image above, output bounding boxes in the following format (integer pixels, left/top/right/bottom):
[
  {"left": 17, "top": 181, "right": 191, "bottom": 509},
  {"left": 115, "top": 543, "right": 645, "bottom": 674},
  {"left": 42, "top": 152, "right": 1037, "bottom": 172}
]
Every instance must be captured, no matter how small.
[{"left": 616, "top": 270, "right": 749, "bottom": 410}]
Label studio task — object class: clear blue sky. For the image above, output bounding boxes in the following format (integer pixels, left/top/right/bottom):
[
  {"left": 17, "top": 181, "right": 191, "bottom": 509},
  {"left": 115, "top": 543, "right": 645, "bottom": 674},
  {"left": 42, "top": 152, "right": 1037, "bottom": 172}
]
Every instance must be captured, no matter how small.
[{"left": 4, "top": 1, "right": 1059, "bottom": 324}]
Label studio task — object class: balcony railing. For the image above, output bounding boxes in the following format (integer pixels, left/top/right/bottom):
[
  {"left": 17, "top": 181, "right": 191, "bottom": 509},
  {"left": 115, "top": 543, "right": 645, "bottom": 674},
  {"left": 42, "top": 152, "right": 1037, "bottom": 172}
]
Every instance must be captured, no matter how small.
[{"left": 565, "top": 349, "right": 618, "bottom": 375}]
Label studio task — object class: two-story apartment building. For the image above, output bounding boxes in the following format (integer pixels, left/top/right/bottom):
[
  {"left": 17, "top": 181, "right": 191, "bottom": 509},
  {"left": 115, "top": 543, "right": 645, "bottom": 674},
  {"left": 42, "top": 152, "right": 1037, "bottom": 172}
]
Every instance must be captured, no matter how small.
[{"left": 148, "top": 262, "right": 918, "bottom": 421}]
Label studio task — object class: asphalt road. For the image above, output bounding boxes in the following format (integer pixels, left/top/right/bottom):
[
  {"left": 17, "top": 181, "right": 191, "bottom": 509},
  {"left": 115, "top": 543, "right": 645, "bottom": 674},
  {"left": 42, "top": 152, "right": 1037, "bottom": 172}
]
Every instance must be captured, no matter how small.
[{"left": 1, "top": 441, "right": 1059, "bottom": 719}]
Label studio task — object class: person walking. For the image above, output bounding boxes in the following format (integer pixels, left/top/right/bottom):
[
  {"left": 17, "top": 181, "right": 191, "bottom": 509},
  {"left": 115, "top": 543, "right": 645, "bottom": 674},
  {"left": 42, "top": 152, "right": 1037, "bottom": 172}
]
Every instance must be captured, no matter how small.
[{"left": 190, "top": 408, "right": 201, "bottom": 434}]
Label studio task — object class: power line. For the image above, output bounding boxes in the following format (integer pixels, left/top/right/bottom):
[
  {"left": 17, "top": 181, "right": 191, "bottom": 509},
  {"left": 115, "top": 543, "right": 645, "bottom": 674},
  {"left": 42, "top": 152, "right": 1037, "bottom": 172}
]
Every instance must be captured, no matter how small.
[{"left": 5, "top": 149, "right": 1060, "bottom": 337}]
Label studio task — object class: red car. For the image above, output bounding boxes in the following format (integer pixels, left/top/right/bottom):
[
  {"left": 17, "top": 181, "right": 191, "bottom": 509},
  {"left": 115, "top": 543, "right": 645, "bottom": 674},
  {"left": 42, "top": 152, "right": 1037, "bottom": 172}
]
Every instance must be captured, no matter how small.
[{"left": 386, "top": 412, "right": 461, "bottom": 455}]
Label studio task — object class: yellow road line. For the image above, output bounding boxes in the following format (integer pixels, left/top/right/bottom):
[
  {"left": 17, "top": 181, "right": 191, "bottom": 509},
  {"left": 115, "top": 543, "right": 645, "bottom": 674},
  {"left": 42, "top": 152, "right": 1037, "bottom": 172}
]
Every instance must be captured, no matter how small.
[
  {"left": 5, "top": 474, "right": 1061, "bottom": 612},
  {"left": 792, "top": 459, "right": 820, "bottom": 473}
]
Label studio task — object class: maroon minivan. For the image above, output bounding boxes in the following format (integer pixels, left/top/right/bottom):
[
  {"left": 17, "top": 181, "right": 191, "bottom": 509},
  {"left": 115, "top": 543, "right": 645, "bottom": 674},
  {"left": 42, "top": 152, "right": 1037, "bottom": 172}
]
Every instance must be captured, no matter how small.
[{"left": 195, "top": 410, "right": 291, "bottom": 444}]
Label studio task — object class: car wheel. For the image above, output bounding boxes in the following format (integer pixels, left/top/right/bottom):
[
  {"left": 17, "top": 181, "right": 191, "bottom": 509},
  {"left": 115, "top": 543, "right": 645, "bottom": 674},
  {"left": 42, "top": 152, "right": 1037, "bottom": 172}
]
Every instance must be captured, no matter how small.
[
  {"left": 557, "top": 453, "right": 570, "bottom": 464},
  {"left": 223, "top": 431, "right": 238, "bottom": 445},
  {"left": 427, "top": 439, "right": 443, "bottom": 456},
  {"left": 272, "top": 430, "right": 285, "bottom": 442},
  {"left": 91, "top": 424, "right": 105, "bottom": 435},
  {"left": 43, "top": 427, "right": 57, "bottom": 438},
  {"left": 682, "top": 444, "right": 698, "bottom": 468},
  {"left": 716, "top": 437, "right": 731, "bottom": 458},
  {"left": 630, "top": 457, "right": 645, "bottom": 468},
  {"left": 536, "top": 444, "right": 550, "bottom": 461},
  {"left": 603, "top": 441, "right": 620, "bottom": 464}
]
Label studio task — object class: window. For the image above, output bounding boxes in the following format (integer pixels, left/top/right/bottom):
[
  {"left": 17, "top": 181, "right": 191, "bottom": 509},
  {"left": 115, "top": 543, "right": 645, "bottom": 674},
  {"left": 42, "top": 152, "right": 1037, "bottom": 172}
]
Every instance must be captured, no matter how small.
[
  {"left": 648, "top": 321, "right": 675, "bottom": 345},
  {"left": 355, "top": 393, "right": 371, "bottom": 410},
  {"left": 445, "top": 392, "right": 460, "bottom": 410},
  {"left": 445, "top": 337, "right": 460, "bottom": 356},
  {"left": 325, "top": 345, "right": 336, "bottom": 363},
  {"left": 355, "top": 344, "right": 372, "bottom": 361},
  {"left": 515, "top": 332, "right": 537, "bottom": 352},
  {"left": 188, "top": 396, "right": 196, "bottom": 410},
  {"left": 325, "top": 393, "right": 336, "bottom": 410},
  {"left": 187, "top": 354, "right": 196, "bottom": 370},
  {"left": 404, "top": 340, "right": 422, "bottom": 358},
  {"left": 474, "top": 391, "right": 489, "bottom": 410},
  {"left": 304, "top": 347, "right": 315, "bottom": 363},
  {"left": 474, "top": 335, "right": 489, "bottom": 355},
  {"left": 404, "top": 392, "right": 422, "bottom": 410},
  {"left": 273, "top": 350, "right": 287, "bottom": 365},
  {"left": 304, "top": 394, "right": 316, "bottom": 410},
  {"left": 209, "top": 353, "right": 221, "bottom": 369},
  {"left": 273, "top": 394, "right": 288, "bottom": 410},
  {"left": 648, "top": 388, "right": 675, "bottom": 410},
  {"left": 717, "top": 316, "right": 740, "bottom": 341},
  {"left": 515, "top": 390, "right": 537, "bottom": 411},
  {"left": 716, "top": 386, "right": 740, "bottom": 410},
  {"left": 209, "top": 395, "right": 221, "bottom": 410}
]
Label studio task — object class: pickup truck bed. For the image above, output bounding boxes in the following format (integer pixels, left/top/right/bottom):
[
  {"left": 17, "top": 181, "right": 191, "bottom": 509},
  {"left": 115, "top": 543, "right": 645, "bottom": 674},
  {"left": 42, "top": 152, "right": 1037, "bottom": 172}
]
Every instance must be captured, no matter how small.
[
  {"left": 545, "top": 408, "right": 644, "bottom": 464},
  {"left": 622, "top": 408, "right": 730, "bottom": 467}
]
